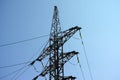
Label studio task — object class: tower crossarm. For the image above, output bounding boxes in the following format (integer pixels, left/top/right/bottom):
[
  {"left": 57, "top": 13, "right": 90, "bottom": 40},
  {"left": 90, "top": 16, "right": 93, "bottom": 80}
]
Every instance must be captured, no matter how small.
[
  {"left": 39, "top": 51, "right": 78, "bottom": 77},
  {"left": 59, "top": 26, "right": 81, "bottom": 46},
  {"left": 30, "top": 26, "right": 81, "bottom": 65}
]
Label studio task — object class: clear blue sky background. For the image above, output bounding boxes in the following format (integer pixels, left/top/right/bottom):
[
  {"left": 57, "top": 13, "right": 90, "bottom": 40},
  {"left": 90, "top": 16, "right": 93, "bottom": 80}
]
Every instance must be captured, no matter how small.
[{"left": 0, "top": 0, "right": 120, "bottom": 80}]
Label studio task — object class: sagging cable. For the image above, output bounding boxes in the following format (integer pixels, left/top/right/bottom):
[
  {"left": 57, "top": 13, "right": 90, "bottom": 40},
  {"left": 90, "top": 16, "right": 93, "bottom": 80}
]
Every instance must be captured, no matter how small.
[
  {"left": 76, "top": 54, "right": 85, "bottom": 80},
  {"left": 33, "top": 65, "right": 39, "bottom": 73},
  {"left": 79, "top": 30, "right": 94, "bottom": 80}
]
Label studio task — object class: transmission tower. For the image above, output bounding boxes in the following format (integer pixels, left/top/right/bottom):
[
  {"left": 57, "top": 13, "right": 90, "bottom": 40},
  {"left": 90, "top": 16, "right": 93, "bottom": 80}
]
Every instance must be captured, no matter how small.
[{"left": 31, "top": 6, "right": 81, "bottom": 80}]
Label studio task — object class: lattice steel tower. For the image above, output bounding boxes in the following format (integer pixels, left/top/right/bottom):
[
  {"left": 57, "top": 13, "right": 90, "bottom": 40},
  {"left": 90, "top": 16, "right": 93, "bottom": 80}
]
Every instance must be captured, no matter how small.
[{"left": 31, "top": 6, "right": 81, "bottom": 80}]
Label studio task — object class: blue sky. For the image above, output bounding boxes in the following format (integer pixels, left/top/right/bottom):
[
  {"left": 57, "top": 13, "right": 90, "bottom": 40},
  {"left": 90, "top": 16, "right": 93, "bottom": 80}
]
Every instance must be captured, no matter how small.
[{"left": 0, "top": 0, "right": 120, "bottom": 80}]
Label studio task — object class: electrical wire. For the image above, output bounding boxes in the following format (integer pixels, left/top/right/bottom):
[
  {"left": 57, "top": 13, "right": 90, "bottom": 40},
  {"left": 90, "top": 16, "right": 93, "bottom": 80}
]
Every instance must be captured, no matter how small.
[
  {"left": 29, "top": 40, "right": 49, "bottom": 69},
  {"left": 0, "top": 34, "right": 49, "bottom": 47},
  {"left": 11, "top": 44, "right": 47, "bottom": 80},
  {"left": 0, "top": 61, "right": 31, "bottom": 69},
  {"left": 29, "top": 40, "right": 49, "bottom": 80},
  {"left": 41, "top": 61, "right": 45, "bottom": 68},
  {"left": 79, "top": 30, "right": 94, "bottom": 80},
  {"left": 10, "top": 62, "right": 30, "bottom": 80},
  {"left": 0, "top": 37, "right": 49, "bottom": 69},
  {"left": 0, "top": 54, "right": 34, "bottom": 79},
  {"left": 68, "top": 60, "right": 78, "bottom": 65},
  {"left": 10, "top": 44, "right": 45, "bottom": 80},
  {"left": 29, "top": 40, "right": 49, "bottom": 62},
  {"left": 40, "top": 60, "right": 48, "bottom": 80},
  {"left": 0, "top": 41, "right": 48, "bottom": 79},
  {"left": 11, "top": 59, "right": 34, "bottom": 80},
  {"left": 76, "top": 55, "right": 86, "bottom": 80},
  {"left": 72, "top": 36, "right": 80, "bottom": 40},
  {"left": 0, "top": 35, "right": 49, "bottom": 79},
  {"left": 11, "top": 40, "right": 49, "bottom": 79},
  {"left": 0, "top": 65, "right": 27, "bottom": 79},
  {"left": 32, "top": 60, "right": 49, "bottom": 80},
  {"left": 13, "top": 65, "right": 31, "bottom": 80},
  {"left": 33, "top": 65, "right": 39, "bottom": 73}
]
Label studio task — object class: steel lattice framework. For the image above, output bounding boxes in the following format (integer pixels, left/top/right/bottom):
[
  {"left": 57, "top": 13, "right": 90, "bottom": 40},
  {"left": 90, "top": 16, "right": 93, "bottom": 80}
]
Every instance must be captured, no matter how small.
[{"left": 31, "top": 6, "right": 81, "bottom": 80}]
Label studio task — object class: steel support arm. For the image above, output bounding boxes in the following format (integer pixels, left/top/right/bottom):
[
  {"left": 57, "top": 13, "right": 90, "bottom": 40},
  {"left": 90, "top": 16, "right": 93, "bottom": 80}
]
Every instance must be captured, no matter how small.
[
  {"left": 40, "top": 51, "right": 78, "bottom": 76},
  {"left": 32, "top": 51, "right": 78, "bottom": 80},
  {"left": 31, "top": 26, "right": 81, "bottom": 65}
]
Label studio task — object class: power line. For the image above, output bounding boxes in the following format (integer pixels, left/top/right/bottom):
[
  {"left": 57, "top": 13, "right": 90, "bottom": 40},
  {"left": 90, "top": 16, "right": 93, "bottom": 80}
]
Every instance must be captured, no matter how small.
[
  {"left": 0, "top": 61, "right": 31, "bottom": 69},
  {"left": 10, "top": 58, "right": 33, "bottom": 80},
  {"left": 10, "top": 65, "right": 29, "bottom": 80},
  {"left": 0, "top": 34, "right": 49, "bottom": 47},
  {"left": 33, "top": 65, "right": 39, "bottom": 73},
  {"left": 0, "top": 37, "right": 49, "bottom": 69},
  {"left": 68, "top": 60, "right": 78, "bottom": 65},
  {"left": 29, "top": 40, "right": 49, "bottom": 72},
  {"left": 13, "top": 41, "right": 49, "bottom": 80},
  {"left": 14, "top": 65, "right": 31, "bottom": 80},
  {"left": 76, "top": 55, "right": 86, "bottom": 80},
  {"left": 72, "top": 36, "right": 80, "bottom": 40},
  {"left": 11, "top": 40, "right": 49, "bottom": 80},
  {"left": 0, "top": 65, "right": 27, "bottom": 79},
  {"left": 79, "top": 30, "right": 94, "bottom": 80},
  {"left": 29, "top": 40, "right": 49, "bottom": 62},
  {"left": 0, "top": 40, "right": 48, "bottom": 79},
  {"left": 27, "top": 40, "right": 49, "bottom": 79}
]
